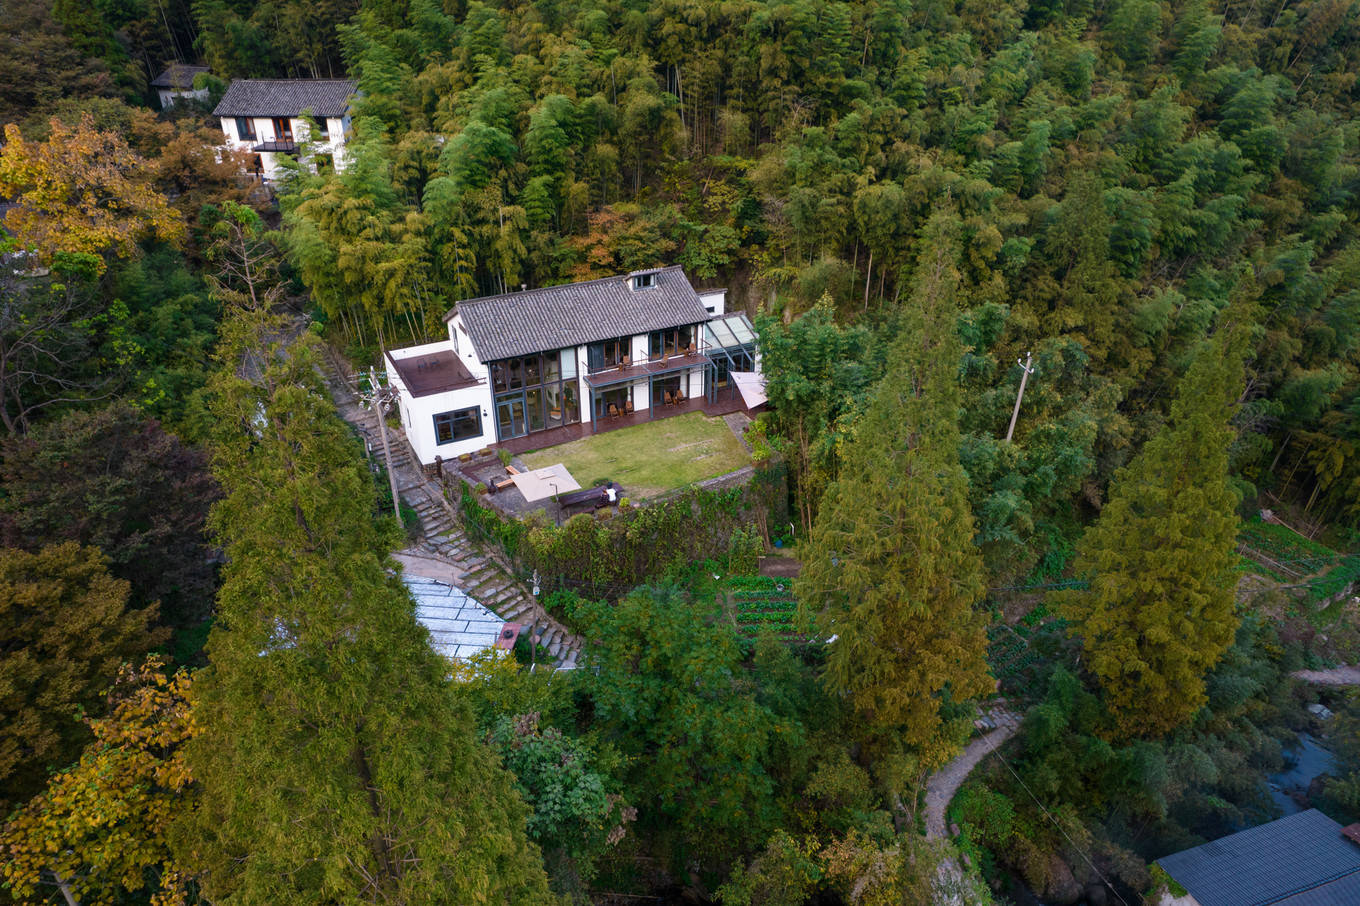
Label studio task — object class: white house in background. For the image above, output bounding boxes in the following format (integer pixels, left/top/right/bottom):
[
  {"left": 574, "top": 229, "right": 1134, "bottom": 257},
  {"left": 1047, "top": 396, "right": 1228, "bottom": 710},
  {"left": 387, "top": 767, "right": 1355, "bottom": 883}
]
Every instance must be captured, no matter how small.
[
  {"left": 151, "top": 64, "right": 210, "bottom": 108},
  {"left": 385, "top": 266, "right": 761, "bottom": 466},
  {"left": 212, "top": 79, "right": 357, "bottom": 181}
]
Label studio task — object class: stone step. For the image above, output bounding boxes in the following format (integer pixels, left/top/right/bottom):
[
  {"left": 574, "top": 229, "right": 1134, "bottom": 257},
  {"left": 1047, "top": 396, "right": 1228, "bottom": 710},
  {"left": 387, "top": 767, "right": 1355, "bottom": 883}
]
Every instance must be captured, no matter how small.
[
  {"left": 501, "top": 600, "right": 535, "bottom": 621},
  {"left": 475, "top": 577, "right": 514, "bottom": 595},
  {"left": 463, "top": 566, "right": 499, "bottom": 585}
]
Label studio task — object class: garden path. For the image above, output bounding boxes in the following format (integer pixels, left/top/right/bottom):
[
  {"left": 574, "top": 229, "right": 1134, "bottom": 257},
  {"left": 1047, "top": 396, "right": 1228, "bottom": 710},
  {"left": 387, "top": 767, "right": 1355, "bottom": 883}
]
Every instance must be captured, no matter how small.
[
  {"left": 1293, "top": 665, "right": 1360, "bottom": 686},
  {"left": 924, "top": 705, "right": 1022, "bottom": 840}
]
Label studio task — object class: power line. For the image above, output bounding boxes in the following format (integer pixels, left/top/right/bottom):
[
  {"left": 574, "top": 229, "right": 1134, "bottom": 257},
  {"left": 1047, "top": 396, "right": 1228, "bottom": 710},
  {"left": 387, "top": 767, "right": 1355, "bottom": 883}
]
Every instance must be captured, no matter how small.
[{"left": 979, "top": 730, "right": 1133, "bottom": 906}]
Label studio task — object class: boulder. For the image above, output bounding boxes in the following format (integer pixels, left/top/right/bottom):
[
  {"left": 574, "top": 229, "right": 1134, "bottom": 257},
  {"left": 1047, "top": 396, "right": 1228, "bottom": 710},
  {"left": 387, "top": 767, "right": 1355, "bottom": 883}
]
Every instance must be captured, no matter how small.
[{"left": 1044, "top": 856, "right": 1084, "bottom": 905}]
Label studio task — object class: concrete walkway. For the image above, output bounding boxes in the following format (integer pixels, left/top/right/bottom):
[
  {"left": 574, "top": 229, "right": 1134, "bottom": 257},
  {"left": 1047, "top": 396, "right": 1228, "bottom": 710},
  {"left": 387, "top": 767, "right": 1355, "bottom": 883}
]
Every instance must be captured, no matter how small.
[
  {"left": 924, "top": 707, "right": 1021, "bottom": 840},
  {"left": 1293, "top": 665, "right": 1360, "bottom": 686},
  {"left": 392, "top": 551, "right": 466, "bottom": 586}
]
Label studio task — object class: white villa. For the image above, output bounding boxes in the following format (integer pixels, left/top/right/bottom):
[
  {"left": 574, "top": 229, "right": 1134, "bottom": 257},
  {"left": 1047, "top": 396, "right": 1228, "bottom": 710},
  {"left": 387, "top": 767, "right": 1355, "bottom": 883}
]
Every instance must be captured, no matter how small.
[
  {"left": 151, "top": 64, "right": 210, "bottom": 108},
  {"left": 212, "top": 79, "right": 356, "bottom": 181},
  {"left": 385, "top": 266, "right": 760, "bottom": 466}
]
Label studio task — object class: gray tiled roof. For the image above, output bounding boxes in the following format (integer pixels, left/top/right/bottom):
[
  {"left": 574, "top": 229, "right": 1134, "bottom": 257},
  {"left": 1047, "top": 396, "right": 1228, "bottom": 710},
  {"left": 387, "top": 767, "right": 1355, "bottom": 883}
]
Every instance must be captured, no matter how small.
[
  {"left": 213, "top": 79, "right": 357, "bottom": 118},
  {"left": 1157, "top": 810, "right": 1360, "bottom": 906},
  {"left": 151, "top": 64, "right": 209, "bottom": 89},
  {"left": 449, "top": 266, "right": 710, "bottom": 362}
]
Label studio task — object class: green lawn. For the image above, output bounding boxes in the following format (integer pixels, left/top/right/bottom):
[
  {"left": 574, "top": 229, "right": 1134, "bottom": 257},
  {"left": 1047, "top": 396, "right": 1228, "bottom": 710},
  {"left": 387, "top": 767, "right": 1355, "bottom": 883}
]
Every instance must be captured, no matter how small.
[{"left": 520, "top": 411, "right": 749, "bottom": 499}]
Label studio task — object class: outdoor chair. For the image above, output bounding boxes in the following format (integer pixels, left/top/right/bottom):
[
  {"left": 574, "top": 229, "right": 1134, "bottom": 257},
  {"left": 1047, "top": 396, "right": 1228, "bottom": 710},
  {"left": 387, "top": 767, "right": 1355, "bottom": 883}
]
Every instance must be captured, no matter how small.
[
  {"left": 664, "top": 391, "right": 674, "bottom": 406},
  {"left": 624, "top": 400, "right": 634, "bottom": 414},
  {"left": 609, "top": 404, "right": 621, "bottom": 419}
]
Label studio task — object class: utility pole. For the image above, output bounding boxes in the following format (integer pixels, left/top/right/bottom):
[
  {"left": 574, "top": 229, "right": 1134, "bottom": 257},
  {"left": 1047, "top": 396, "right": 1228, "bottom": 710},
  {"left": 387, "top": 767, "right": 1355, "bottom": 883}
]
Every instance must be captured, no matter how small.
[
  {"left": 369, "top": 366, "right": 401, "bottom": 521},
  {"left": 1005, "top": 351, "right": 1035, "bottom": 443}
]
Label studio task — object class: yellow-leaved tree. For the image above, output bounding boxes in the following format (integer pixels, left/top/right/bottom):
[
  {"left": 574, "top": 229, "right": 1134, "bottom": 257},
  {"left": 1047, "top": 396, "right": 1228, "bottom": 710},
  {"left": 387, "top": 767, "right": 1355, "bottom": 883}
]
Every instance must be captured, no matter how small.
[
  {"left": 0, "top": 114, "right": 184, "bottom": 271},
  {"left": 0, "top": 656, "right": 196, "bottom": 906}
]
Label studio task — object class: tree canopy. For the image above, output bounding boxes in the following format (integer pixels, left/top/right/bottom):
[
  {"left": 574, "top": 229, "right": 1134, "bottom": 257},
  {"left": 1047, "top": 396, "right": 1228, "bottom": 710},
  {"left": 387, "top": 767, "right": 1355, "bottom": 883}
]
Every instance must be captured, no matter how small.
[{"left": 176, "top": 307, "right": 551, "bottom": 904}]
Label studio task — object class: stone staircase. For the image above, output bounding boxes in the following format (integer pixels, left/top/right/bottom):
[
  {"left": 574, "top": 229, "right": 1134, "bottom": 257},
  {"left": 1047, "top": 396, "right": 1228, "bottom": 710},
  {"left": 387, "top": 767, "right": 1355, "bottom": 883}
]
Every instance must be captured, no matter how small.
[
  {"left": 318, "top": 345, "right": 583, "bottom": 670},
  {"left": 404, "top": 482, "right": 582, "bottom": 669}
]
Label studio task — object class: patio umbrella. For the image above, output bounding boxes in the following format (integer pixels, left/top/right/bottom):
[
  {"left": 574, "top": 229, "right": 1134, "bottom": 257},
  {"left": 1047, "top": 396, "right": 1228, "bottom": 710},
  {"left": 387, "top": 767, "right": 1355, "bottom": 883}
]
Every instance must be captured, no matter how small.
[
  {"left": 511, "top": 464, "right": 582, "bottom": 502},
  {"left": 731, "top": 371, "right": 767, "bottom": 409}
]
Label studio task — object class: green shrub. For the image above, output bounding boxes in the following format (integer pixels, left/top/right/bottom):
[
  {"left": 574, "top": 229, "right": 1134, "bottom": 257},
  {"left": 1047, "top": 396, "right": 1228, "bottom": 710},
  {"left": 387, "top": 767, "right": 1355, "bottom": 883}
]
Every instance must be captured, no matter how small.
[{"left": 948, "top": 785, "right": 1016, "bottom": 849}]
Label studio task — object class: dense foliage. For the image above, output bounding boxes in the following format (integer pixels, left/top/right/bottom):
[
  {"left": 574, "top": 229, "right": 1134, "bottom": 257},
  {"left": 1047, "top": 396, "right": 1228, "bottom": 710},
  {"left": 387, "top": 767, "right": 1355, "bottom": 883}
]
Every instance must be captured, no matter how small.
[
  {"left": 799, "top": 213, "right": 992, "bottom": 767},
  {"left": 0, "top": 657, "right": 197, "bottom": 906},
  {"left": 1, "top": 0, "right": 1358, "bottom": 902},
  {"left": 177, "top": 307, "right": 553, "bottom": 903},
  {"left": 1058, "top": 299, "right": 1253, "bottom": 739},
  {"left": 0, "top": 543, "right": 167, "bottom": 812}
]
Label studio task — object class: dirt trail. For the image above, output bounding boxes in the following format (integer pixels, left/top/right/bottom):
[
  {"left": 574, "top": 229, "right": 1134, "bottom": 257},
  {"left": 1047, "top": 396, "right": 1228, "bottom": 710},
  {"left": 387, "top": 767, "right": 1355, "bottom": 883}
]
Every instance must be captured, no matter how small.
[{"left": 1293, "top": 665, "right": 1360, "bottom": 686}]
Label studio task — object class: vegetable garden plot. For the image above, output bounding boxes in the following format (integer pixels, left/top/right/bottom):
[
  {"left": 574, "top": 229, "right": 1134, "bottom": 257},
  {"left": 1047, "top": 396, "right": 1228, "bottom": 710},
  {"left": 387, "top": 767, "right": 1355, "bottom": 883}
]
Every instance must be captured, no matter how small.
[{"left": 726, "top": 576, "right": 800, "bottom": 642}]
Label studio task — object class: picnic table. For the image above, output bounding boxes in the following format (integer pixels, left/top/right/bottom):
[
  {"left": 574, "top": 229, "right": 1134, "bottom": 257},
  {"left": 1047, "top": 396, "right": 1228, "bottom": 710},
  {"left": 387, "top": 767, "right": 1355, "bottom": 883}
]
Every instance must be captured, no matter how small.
[{"left": 557, "top": 481, "right": 619, "bottom": 515}]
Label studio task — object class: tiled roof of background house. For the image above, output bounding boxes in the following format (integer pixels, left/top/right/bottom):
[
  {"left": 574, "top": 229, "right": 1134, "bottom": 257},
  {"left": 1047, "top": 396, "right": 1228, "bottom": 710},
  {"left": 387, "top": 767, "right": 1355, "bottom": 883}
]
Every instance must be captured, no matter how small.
[
  {"left": 1156, "top": 810, "right": 1360, "bottom": 906},
  {"left": 212, "top": 79, "right": 357, "bottom": 118},
  {"left": 151, "top": 64, "right": 209, "bottom": 89},
  {"left": 449, "top": 266, "right": 711, "bottom": 362}
]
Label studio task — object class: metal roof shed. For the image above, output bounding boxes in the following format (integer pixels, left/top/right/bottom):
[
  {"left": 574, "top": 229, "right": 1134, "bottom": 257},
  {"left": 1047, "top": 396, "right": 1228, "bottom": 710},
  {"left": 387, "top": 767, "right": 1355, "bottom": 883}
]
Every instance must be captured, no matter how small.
[{"left": 1155, "top": 809, "right": 1360, "bottom": 906}]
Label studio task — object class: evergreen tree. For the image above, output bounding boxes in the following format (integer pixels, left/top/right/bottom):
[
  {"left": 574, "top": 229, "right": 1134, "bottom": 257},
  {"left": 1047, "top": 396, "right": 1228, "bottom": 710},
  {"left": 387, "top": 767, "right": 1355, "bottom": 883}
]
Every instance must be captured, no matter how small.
[
  {"left": 0, "top": 542, "right": 166, "bottom": 812},
  {"left": 574, "top": 586, "right": 796, "bottom": 874},
  {"left": 175, "top": 308, "right": 552, "bottom": 904},
  {"left": 1057, "top": 300, "right": 1253, "bottom": 740},
  {"left": 0, "top": 403, "right": 219, "bottom": 631},
  {"left": 798, "top": 212, "right": 993, "bottom": 767}
]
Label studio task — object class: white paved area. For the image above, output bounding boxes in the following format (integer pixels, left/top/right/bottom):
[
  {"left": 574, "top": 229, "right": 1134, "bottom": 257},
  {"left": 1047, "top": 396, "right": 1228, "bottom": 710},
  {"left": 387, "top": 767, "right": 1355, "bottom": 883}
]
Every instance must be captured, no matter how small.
[{"left": 404, "top": 575, "right": 506, "bottom": 660}]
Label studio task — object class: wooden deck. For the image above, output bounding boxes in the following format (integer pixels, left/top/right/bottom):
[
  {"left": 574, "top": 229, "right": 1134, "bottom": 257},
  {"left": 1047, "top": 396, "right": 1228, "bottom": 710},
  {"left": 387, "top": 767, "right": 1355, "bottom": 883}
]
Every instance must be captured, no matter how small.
[{"left": 490, "top": 392, "right": 750, "bottom": 457}]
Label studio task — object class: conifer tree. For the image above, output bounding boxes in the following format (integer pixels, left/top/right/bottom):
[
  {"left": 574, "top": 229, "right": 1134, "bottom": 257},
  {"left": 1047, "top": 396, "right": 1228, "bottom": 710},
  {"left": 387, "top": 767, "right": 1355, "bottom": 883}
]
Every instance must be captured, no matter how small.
[
  {"left": 174, "top": 308, "right": 551, "bottom": 904},
  {"left": 798, "top": 212, "right": 993, "bottom": 767},
  {"left": 1057, "top": 301, "right": 1253, "bottom": 740}
]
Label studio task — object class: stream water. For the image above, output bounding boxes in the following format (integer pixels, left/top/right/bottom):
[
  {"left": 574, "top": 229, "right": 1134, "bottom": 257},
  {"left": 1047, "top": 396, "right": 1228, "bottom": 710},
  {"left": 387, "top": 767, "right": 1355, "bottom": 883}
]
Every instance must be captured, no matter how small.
[{"left": 1267, "top": 733, "right": 1337, "bottom": 815}]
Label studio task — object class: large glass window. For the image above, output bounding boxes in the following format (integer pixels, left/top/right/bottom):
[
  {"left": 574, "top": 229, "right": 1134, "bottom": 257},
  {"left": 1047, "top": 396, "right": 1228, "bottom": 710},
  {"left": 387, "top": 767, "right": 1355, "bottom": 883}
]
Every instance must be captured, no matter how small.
[
  {"left": 271, "top": 117, "right": 294, "bottom": 141},
  {"left": 489, "top": 349, "right": 580, "bottom": 439},
  {"left": 526, "top": 387, "right": 546, "bottom": 432},
  {"left": 235, "top": 117, "right": 256, "bottom": 140},
  {"left": 649, "top": 325, "right": 694, "bottom": 359},
  {"left": 587, "top": 337, "right": 630, "bottom": 372},
  {"left": 496, "top": 394, "right": 526, "bottom": 440},
  {"left": 595, "top": 386, "right": 632, "bottom": 419},
  {"left": 433, "top": 407, "right": 482, "bottom": 445},
  {"left": 651, "top": 375, "right": 683, "bottom": 408}
]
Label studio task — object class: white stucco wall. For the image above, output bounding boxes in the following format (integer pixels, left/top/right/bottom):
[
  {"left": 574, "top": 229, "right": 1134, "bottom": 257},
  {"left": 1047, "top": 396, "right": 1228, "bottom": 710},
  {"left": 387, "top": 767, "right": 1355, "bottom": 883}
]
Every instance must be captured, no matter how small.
[
  {"left": 159, "top": 87, "right": 209, "bottom": 109},
  {"left": 700, "top": 289, "right": 726, "bottom": 315},
  {"left": 400, "top": 385, "right": 493, "bottom": 463},
  {"left": 386, "top": 341, "right": 493, "bottom": 465},
  {"left": 575, "top": 346, "right": 592, "bottom": 424},
  {"left": 217, "top": 114, "right": 350, "bottom": 180}
]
